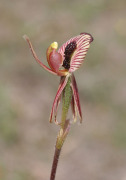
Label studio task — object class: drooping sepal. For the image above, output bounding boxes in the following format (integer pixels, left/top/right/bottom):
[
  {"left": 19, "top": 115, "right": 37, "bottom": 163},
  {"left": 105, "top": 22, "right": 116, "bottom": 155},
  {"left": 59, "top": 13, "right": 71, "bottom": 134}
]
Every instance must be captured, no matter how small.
[
  {"left": 71, "top": 95, "right": 77, "bottom": 122},
  {"left": 71, "top": 73, "right": 82, "bottom": 123},
  {"left": 49, "top": 75, "right": 69, "bottom": 124}
]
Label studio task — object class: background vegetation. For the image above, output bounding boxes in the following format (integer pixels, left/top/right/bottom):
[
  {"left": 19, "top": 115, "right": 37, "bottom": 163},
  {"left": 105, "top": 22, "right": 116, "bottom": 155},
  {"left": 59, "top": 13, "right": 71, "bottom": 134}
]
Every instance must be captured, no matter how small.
[{"left": 0, "top": 0, "right": 126, "bottom": 179}]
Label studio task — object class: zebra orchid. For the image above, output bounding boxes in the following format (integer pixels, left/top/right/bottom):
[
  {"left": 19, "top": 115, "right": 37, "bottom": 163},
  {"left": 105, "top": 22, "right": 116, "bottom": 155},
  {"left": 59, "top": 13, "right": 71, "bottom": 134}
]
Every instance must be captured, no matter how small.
[{"left": 23, "top": 33, "right": 93, "bottom": 124}]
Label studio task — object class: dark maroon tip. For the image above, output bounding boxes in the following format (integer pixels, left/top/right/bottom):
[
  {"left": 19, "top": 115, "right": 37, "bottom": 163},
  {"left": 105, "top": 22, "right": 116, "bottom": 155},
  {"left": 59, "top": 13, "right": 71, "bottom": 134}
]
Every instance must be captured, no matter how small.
[{"left": 80, "top": 32, "right": 94, "bottom": 42}]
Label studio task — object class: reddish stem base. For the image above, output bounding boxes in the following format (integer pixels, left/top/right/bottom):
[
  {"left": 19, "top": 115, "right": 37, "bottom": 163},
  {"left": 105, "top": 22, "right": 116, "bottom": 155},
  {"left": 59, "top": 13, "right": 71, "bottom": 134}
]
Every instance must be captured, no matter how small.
[{"left": 50, "top": 148, "right": 61, "bottom": 180}]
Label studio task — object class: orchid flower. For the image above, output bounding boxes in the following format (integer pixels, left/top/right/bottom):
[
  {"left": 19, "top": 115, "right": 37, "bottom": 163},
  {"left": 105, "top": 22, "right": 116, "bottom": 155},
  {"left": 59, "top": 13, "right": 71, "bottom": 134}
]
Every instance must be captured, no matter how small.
[{"left": 23, "top": 33, "right": 93, "bottom": 125}]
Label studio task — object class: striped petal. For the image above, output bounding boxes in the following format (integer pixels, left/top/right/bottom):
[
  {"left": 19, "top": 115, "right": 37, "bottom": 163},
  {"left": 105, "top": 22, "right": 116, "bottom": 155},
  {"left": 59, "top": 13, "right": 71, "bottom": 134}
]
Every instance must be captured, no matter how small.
[
  {"left": 49, "top": 75, "right": 69, "bottom": 124},
  {"left": 58, "top": 33, "right": 93, "bottom": 73},
  {"left": 71, "top": 73, "right": 82, "bottom": 123}
]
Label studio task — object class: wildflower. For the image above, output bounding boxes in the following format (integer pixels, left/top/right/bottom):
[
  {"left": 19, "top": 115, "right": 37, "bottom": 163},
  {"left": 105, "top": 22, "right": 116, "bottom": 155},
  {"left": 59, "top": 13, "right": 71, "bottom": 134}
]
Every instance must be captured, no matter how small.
[{"left": 23, "top": 33, "right": 93, "bottom": 124}]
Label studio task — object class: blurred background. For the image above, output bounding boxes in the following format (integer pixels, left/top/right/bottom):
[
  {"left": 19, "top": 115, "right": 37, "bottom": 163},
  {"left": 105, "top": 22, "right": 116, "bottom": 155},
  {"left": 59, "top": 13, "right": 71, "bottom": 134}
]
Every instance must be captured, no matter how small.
[{"left": 0, "top": 0, "right": 126, "bottom": 180}]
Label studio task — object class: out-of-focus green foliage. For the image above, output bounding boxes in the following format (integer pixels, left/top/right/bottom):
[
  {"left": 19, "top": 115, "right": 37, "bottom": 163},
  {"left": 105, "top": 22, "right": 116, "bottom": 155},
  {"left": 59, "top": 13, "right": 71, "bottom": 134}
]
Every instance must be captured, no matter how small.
[{"left": 0, "top": 86, "right": 19, "bottom": 145}]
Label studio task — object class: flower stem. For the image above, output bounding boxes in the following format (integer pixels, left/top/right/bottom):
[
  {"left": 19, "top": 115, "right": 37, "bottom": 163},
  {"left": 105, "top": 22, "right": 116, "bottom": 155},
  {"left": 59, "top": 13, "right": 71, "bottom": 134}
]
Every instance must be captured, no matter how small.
[
  {"left": 50, "top": 148, "right": 61, "bottom": 180},
  {"left": 50, "top": 76, "right": 72, "bottom": 180}
]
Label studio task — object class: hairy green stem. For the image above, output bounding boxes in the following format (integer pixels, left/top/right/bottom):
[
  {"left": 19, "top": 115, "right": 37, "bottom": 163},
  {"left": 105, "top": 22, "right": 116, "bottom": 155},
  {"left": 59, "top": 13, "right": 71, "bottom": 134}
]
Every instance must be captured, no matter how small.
[{"left": 61, "top": 77, "right": 72, "bottom": 128}]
